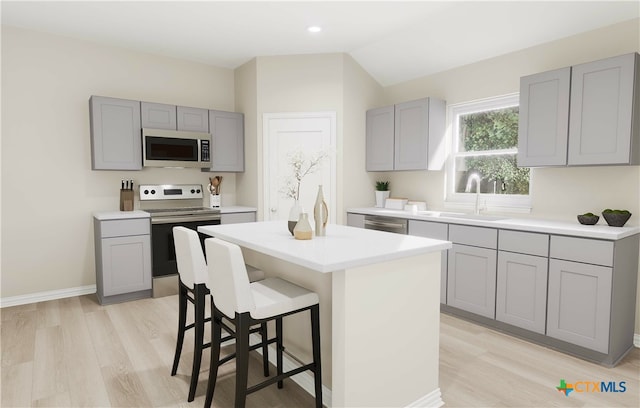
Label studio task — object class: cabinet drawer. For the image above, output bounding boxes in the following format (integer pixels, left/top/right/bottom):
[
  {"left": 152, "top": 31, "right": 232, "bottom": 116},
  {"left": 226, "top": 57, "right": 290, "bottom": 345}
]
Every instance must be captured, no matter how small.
[
  {"left": 221, "top": 212, "right": 256, "bottom": 224},
  {"left": 100, "top": 219, "right": 150, "bottom": 238},
  {"left": 408, "top": 220, "right": 448, "bottom": 240},
  {"left": 550, "top": 236, "right": 613, "bottom": 267},
  {"left": 449, "top": 224, "right": 497, "bottom": 249},
  {"left": 499, "top": 230, "right": 549, "bottom": 257}
]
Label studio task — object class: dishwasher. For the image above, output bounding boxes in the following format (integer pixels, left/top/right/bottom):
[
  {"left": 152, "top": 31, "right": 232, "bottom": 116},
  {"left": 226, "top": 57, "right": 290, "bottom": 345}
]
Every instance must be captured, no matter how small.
[{"left": 363, "top": 215, "right": 408, "bottom": 234}]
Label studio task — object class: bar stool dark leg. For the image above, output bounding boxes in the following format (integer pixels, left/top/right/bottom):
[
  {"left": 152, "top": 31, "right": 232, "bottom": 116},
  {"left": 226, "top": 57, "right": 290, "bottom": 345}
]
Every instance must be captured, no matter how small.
[
  {"left": 276, "top": 317, "right": 284, "bottom": 389},
  {"left": 188, "top": 283, "right": 206, "bottom": 402},
  {"left": 204, "top": 308, "right": 223, "bottom": 408},
  {"left": 311, "top": 305, "right": 323, "bottom": 408},
  {"left": 171, "top": 282, "right": 188, "bottom": 376},
  {"left": 235, "top": 313, "right": 251, "bottom": 408},
  {"left": 261, "top": 322, "right": 270, "bottom": 377}
]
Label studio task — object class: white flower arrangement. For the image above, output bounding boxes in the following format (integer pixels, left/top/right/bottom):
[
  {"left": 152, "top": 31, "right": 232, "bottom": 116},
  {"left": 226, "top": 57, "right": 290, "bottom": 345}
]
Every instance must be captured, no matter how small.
[{"left": 280, "top": 149, "right": 329, "bottom": 201}]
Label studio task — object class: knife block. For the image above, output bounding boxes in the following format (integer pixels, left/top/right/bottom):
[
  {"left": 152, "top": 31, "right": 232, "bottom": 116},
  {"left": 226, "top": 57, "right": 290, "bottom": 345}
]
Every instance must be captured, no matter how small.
[{"left": 120, "top": 189, "right": 134, "bottom": 211}]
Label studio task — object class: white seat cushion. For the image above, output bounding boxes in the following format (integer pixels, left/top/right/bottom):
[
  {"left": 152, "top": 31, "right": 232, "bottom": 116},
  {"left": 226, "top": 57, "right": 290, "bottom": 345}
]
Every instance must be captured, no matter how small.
[{"left": 249, "top": 278, "right": 319, "bottom": 320}]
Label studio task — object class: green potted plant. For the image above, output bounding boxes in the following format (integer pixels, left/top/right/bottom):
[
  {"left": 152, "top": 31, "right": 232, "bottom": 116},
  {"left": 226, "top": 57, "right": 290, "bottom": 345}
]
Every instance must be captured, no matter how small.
[
  {"left": 577, "top": 212, "right": 599, "bottom": 225},
  {"left": 375, "top": 181, "right": 390, "bottom": 208},
  {"left": 602, "top": 209, "right": 632, "bottom": 227}
]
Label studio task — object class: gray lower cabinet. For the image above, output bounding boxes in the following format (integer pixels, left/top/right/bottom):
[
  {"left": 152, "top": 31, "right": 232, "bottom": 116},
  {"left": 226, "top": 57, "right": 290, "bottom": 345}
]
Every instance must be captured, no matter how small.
[
  {"left": 141, "top": 102, "right": 177, "bottom": 130},
  {"left": 94, "top": 217, "right": 152, "bottom": 305},
  {"left": 496, "top": 251, "right": 548, "bottom": 334},
  {"left": 547, "top": 259, "right": 611, "bottom": 353},
  {"left": 207, "top": 110, "right": 244, "bottom": 172},
  {"left": 408, "top": 220, "right": 448, "bottom": 303},
  {"left": 221, "top": 211, "right": 256, "bottom": 224},
  {"left": 346, "top": 213, "right": 365, "bottom": 228},
  {"left": 546, "top": 234, "right": 639, "bottom": 363},
  {"left": 177, "top": 106, "right": 209, "bottom": 132},
  {"left": 89, "top": 96, "right": 142, "bottom": 170},
  {"left": 496, "top": 230, "right": 549, "bottom": 334},
  {"left": 447, "top": 244, "right": 497, "bottom": 318}
]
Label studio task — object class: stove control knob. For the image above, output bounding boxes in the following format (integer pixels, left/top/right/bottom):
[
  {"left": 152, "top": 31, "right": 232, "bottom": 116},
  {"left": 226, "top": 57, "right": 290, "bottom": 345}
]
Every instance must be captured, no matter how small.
[
  {"left": 143, "top": 189, "right": 149, "bottom": 195},
  {"left": 196, "top": 189, "right": 201, "bottom": 193},
  {"left": 151, "top": 189, "right": 156, "bottom": 195},
  {"left": 191, "top": 189, "right": 195, "bottom": 194}
]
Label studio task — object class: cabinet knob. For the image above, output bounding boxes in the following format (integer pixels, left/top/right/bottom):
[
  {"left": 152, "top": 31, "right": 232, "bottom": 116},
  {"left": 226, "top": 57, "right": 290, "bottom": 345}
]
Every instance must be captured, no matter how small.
[{"left": 270, "top": 207, "right": 277, "bottom": 213}]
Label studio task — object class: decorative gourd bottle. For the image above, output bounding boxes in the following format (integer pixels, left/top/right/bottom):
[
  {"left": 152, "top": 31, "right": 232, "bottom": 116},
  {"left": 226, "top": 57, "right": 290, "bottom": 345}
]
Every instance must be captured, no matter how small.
[
  {"left": 293, "top": 213, "right": 313, "bottom": 240},
  {"left": 313, "top": 185, "right": 328, "bottom": 236}
]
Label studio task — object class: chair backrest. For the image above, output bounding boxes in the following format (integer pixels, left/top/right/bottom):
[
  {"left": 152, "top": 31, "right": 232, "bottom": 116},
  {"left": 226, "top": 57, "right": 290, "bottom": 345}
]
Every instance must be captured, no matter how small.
[
  {"left": 204, "top": 238, "right": 255, "bottom": 318},
  {"left": 173, "top": 226, "right": 208, "bottom": 288}
]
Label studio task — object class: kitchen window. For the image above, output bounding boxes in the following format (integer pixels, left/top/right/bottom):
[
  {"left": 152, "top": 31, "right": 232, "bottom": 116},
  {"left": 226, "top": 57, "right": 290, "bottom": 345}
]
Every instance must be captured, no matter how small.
[{"left": 446, "top": 94, "right": 531, "bottom": 212}]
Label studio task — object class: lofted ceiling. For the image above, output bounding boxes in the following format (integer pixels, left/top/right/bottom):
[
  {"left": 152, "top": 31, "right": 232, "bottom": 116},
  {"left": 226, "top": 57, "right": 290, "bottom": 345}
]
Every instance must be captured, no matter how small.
[{"left": 2, "top": 1, "right": 639, "bottom": 86}]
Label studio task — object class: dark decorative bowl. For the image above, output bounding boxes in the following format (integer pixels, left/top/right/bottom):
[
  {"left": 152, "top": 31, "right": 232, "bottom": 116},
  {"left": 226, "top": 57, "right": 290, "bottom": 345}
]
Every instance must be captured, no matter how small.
[
  {"left": 602, "top": 212, "right": 632, "bottom": 227},
  {"left": 577, "top": 214, "right": 599, "bottom": 225}
]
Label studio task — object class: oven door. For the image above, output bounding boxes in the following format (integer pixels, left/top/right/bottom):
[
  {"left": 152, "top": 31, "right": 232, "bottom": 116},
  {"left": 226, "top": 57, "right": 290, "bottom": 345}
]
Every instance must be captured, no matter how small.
[{"left": 151, "top": 219, "right": 220, "bottom": 278}]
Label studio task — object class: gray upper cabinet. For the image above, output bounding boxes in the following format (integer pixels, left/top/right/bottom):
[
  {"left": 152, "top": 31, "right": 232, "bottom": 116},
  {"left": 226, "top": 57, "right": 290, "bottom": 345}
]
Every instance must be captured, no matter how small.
[
  {"left": 518, "top": 67, "right": 571, "bottom": 166},
  {"left": 568, "top": 53, "right": 639, "bottom": 165},
  {"left": 177, "top": 106, "right": 209, "bottom": 132},
  {"left": 141, "top": 102, "right": 177, "bottom": 130},
  {"left": 519, "top": 52, "right": 640, "bottom": 167},
  {"left": 395, "top": 98, "right": 446, "bottom": 171},
  {"left": 207, "top": 110, "right": 244, "bottom": 172},
  {"left": 366, "top": 106, "right": 395, "bottom": 171},
  {"left": 89, "top": 96, "right": 142, "bottom": 170},
  {"left": 365, "top": 97, "right": 446, "bottom": 171}
]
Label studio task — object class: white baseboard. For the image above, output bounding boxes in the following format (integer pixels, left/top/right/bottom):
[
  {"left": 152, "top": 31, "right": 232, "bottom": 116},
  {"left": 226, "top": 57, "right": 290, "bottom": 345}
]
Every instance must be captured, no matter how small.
[
  {"left": 635, "top": 334, "right": 640, "bottom": 348},
  {"left": 0, "top": 285, "right": 96, "bottom": 308}
]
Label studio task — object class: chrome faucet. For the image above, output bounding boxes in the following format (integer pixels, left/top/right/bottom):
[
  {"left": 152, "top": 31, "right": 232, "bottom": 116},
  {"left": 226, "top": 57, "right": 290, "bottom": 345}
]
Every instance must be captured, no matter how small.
[{"left": 465, "top": 173, "right": 482, "bottom": 215}]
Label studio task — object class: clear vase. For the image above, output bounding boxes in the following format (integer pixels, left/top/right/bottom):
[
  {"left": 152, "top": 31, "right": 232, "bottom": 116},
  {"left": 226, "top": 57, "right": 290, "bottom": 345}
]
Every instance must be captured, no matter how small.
[
  {"left": 288, "top": 200, "right": 303, "bottom": 235},
  {"left": 313, "top": 185, "right": 328, "bottom": 236},
  {"left": 293, "top": 213, "right": 313, "bottom": 240}
]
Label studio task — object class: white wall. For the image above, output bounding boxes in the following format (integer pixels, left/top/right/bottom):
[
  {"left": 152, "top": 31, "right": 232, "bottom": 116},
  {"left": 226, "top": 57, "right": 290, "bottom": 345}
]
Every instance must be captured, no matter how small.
[
  {"left": 1, "top": 26, "right": 236, "bottom": 299},
  {"left": 383, "top": 18, "right": 640, "bottom": 335}
]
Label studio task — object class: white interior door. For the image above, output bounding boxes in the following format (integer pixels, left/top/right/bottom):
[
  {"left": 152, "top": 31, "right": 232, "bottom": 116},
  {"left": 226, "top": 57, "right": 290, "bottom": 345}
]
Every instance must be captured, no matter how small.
[{"left": 263, "top": 112, "right": 336, "bottom": 223}]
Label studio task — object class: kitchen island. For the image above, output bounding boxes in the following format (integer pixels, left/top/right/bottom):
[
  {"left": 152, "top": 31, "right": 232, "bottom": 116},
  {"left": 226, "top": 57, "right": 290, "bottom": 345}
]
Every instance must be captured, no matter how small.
[{"left": 199, "top": 221, "right": 451, "bottom": 408}]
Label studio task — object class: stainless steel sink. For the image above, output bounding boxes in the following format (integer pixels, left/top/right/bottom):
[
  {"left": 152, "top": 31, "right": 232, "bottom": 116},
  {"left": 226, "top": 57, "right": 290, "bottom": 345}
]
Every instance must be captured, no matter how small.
[{"left": 416, "top": 211, "right": 507, "bottom": 221}]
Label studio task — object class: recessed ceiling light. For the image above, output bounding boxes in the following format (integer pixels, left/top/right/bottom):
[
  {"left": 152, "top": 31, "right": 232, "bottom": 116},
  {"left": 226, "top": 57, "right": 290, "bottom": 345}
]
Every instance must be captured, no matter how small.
[{"left": 307, "top": 26, "right": 322, "bottom": 33}]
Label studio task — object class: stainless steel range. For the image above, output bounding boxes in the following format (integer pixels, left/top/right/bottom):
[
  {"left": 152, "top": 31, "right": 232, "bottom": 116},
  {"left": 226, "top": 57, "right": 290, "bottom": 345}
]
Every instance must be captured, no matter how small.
[{"left": 140, "top": 184, "right": 221, "bottom": 297}]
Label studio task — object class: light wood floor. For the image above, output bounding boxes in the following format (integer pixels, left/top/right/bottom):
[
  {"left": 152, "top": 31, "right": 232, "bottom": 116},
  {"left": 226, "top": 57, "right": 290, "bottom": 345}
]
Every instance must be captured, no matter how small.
[{"left": 1, "top": 294, "right": 638, "bottom": 407}]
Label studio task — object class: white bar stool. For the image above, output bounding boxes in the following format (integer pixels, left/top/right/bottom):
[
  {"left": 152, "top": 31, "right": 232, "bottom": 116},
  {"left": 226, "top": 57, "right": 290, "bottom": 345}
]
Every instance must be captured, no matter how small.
[
  {"left": 203, "top": 237, "right": 323, "bottom": 408},
  {"left": 171, "top": 227, "right": 268, "bottom": 402}
]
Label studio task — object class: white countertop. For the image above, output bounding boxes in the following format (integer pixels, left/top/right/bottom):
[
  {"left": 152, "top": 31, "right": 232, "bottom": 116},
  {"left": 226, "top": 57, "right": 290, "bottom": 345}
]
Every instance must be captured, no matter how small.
[
  {"left": 348, "top": 207, "right": 640, "bottom": 240},
  {"left": 198, "top": 220, "right": 451, "bottom": 273},
  {"left": 93, "top": 210, "right": 150, "bottom": 221}
]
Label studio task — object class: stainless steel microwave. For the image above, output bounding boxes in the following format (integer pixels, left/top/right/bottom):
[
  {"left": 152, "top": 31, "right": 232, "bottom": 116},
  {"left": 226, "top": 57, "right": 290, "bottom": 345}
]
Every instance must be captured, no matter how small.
[{"left": 142, "top": 128, "right": 211, "bottom": 168}]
